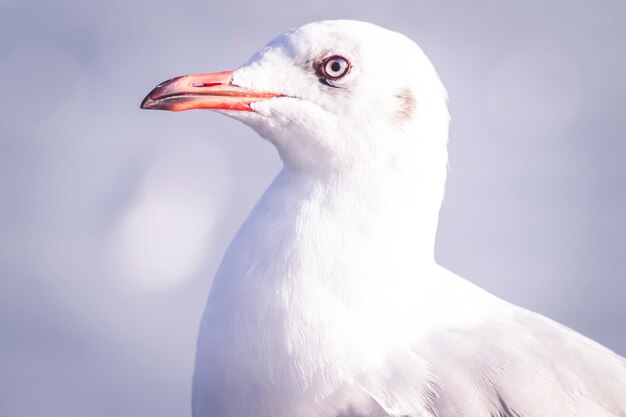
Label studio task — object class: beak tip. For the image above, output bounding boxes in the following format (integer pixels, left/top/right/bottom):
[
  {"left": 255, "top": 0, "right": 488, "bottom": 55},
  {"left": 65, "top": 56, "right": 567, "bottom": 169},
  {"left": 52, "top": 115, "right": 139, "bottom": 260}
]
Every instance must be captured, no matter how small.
[{"left": 140, "top": 95, "right": 155, "bottom": 110}]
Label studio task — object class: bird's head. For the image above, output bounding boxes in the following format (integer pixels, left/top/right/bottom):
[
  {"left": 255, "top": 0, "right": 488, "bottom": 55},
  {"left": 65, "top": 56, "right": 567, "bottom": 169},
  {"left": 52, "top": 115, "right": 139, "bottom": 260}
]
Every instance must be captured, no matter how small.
[{"left": 141, "top": 20, "right": 450, "bottom": 174}]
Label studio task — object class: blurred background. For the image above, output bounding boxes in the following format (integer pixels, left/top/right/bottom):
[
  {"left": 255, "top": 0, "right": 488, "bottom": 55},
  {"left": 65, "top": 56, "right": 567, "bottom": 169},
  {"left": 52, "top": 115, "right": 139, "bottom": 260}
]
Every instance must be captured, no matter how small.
[{"left": 1, "top": 0, "right": 624, "bottom": 416}]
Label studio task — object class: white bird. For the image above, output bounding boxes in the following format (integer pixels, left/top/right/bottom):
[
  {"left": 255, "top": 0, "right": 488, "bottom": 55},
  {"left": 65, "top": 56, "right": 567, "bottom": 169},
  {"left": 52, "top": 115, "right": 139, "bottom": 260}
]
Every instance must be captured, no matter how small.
[{"left": 141, "top": 20, "right": 626, "bottom": 417}]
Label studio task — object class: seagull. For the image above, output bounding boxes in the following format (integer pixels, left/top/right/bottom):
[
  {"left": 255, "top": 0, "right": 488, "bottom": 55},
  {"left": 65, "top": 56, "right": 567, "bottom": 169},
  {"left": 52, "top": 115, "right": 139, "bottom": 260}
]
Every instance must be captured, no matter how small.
[{"left": 141, "top": 20, "right": 626, "bottom": 417}]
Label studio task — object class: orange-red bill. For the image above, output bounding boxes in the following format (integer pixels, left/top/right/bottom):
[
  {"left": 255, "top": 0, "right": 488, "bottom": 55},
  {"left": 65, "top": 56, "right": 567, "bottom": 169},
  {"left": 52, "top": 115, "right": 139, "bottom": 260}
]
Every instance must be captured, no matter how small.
[{"left": 140, "top": 71, "right": 282, "bottom": 112}]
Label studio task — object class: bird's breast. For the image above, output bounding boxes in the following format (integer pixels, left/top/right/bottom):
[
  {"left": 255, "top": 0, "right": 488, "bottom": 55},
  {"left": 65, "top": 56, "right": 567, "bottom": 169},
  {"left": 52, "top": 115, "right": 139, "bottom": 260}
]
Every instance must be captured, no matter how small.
[{"left": 192, "top": 170, "right": 438, "bottom": 416}]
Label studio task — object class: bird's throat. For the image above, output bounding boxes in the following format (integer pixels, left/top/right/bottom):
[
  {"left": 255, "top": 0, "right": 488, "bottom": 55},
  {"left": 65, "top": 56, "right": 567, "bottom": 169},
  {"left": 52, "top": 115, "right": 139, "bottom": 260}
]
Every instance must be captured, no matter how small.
[{"left": 220, "top": 165, "right": 444, "bottom": 293}]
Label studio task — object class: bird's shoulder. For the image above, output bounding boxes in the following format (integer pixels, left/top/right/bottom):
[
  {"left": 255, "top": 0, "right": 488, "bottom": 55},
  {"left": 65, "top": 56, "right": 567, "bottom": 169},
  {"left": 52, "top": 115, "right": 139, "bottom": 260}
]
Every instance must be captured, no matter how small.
[{"left": 355, "top": 274, "right": 626, "bottom": 417}]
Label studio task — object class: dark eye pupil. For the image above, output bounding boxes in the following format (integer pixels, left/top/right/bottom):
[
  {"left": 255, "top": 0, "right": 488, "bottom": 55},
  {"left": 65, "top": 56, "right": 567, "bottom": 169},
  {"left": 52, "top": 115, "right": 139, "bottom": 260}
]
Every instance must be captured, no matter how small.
[{"left": 330, "top": 61, "right": 342, "bottom": 72}]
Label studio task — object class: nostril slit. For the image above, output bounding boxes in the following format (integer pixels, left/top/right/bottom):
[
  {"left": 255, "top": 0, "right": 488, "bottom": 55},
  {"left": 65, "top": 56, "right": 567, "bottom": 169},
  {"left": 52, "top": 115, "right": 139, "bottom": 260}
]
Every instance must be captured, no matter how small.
[{"left": 192, "top": 82, "right": 222, "bottom": 88}]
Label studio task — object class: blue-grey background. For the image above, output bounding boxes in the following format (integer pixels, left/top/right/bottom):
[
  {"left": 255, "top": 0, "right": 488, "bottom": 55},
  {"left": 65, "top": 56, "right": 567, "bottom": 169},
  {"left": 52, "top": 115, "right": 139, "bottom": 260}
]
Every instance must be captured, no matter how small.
[{"left": 1, "top": 0, "right": 624, "bottom": 416}]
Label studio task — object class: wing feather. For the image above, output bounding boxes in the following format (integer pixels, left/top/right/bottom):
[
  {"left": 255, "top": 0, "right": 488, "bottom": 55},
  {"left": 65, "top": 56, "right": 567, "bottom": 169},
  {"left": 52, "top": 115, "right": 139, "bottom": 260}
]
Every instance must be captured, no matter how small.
[{"left": 360, "top": 306, "right": 626, "bottom": 417}]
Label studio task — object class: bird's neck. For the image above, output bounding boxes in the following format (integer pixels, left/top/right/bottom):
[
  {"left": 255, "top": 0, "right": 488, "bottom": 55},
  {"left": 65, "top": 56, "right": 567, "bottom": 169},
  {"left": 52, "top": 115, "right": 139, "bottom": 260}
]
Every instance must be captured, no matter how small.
[
  {"left": 290, "top": 164, "right": 442, "bottom": 256},
  {"left": 225, "top": 149, "right": 447, "bottom": 291}
]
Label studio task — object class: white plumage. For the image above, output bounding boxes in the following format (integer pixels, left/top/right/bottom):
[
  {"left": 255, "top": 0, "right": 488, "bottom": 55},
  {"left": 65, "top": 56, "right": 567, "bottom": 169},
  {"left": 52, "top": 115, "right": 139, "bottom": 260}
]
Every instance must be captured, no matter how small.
[{"left": 144, "top": 19, "right": 626, "bottom": 417}]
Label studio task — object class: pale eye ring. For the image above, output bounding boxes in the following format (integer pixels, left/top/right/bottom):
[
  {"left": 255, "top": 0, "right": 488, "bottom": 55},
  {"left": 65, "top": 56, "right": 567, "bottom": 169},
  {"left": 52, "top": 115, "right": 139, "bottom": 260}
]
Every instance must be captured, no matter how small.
[{"left": 321, "top": 55, "right": 351, "bottom": 80}]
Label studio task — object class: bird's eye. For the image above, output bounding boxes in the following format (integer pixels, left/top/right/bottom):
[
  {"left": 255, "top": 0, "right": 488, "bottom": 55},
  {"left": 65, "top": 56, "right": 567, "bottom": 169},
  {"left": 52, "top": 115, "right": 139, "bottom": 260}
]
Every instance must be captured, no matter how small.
[{"left": 321, "top": 56, "right": 351, "bottom": 80}]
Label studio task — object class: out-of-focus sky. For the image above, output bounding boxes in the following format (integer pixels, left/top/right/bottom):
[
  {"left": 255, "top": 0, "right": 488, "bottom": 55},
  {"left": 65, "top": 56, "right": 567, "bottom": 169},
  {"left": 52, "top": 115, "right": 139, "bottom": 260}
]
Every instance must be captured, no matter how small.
[{"left": 1, "top": 0, "right": 624, "bottom": 416}]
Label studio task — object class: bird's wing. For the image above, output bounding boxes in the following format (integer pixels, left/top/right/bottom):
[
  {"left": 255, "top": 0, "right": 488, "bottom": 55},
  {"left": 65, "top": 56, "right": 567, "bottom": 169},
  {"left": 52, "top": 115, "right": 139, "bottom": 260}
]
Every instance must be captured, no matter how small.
[{"left": 357, "top": 307, "right": 626, "bottom": 417}]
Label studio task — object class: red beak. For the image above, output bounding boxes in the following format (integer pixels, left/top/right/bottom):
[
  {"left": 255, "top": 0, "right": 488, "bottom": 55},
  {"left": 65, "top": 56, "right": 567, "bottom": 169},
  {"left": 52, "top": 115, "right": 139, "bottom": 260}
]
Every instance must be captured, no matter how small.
[{"left": 140, "top": 71, "right": 282, "bottom": 112}]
